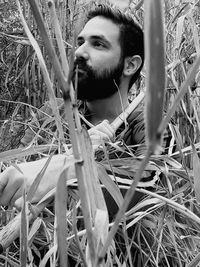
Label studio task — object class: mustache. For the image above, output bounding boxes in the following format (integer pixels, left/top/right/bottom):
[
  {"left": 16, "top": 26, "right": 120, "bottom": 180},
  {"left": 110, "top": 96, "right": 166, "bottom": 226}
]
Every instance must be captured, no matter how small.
[{"left": 73, "top": 57, "right": 91, "bottom": 72}]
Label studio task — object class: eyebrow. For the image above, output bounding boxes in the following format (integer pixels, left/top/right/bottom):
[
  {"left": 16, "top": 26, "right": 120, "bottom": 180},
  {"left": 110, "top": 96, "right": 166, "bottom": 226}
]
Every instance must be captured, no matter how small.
[{"left": 77, "top": 35, "right": 111, "bottom": 47}]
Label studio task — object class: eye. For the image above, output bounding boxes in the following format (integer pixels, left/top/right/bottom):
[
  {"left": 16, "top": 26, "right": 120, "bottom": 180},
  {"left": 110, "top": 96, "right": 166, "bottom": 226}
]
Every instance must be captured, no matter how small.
[
  {"left": 92, "top": 40, "right": 106, "bottom": 49},
  {"left": 77, "top": 39, "right": 84, "bottom": 47}
]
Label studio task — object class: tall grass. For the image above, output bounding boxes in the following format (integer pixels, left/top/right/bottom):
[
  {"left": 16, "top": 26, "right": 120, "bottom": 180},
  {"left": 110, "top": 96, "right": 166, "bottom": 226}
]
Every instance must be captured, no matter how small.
[{"left": 1, "top": 0, "right": 200, "bottom": 266}]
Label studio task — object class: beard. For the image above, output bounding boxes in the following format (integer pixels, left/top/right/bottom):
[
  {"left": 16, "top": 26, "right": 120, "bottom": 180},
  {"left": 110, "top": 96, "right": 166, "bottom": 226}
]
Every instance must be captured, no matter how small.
[{"left": 72, "top": 57, "right": 124, "bottom": 101}]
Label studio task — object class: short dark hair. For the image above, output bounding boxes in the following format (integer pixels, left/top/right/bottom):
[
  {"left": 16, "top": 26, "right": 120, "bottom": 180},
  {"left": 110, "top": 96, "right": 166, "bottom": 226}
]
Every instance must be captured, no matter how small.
[{"left": 87, "top": 4, "right": 144, "bottom": 89}]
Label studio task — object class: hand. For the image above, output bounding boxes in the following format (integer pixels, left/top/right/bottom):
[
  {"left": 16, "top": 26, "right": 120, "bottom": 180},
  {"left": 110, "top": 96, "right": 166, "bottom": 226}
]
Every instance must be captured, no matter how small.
[
  {"left": 0, "top": 154, "right": 75, "bottom": 208},
  {"left": 0, "top": 166, "right": 27, "bottom": 207},
  {"left": 0, "top": 120, "right": 115, "bottom": 207},
  {"left": 88, "top": 120, "right": 115, "bottom": 147}
]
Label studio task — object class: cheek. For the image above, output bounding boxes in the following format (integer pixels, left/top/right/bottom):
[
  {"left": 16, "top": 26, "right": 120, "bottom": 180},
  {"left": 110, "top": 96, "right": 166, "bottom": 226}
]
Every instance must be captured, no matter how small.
[
  {"left": 89, "top": 46, "right": 121, "bottom": 67},
  {"left": 92, "top": 55, "right": 121, "bottom": 73}
]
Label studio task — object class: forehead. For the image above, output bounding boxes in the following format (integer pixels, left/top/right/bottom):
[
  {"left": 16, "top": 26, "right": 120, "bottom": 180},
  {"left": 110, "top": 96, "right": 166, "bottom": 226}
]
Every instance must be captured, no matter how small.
[{"left": 78, "top": 16, "right": 120, "bottom": 44}]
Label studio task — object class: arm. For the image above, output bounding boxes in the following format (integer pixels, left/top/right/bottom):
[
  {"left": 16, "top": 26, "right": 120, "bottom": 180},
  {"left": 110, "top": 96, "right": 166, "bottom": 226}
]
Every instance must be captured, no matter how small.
[
  {"left": 0, "top": 154, "right": 74, "bottom": 207},
  {"left": 0, "top": 120, "right": 115, "bottom": 207}
]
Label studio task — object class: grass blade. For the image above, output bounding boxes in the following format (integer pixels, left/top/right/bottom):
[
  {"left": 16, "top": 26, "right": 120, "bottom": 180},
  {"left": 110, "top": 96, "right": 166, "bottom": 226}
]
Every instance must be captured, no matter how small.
[
  {"left": 48, "top": 0, "right": 69, "bottom": 78},
  {"left": 167, "top": 219, "right": 182, "bottom": 267},
  {"left": 16, "top": 0, "right": 65, "bottom": 145},
  {"left": 55, "top": 169, "right": 68, "bottom": 267},
  {"left": 192, "top": 144, "right": 200, "bottom": 203},
  {"left": 20, "top": 186, "right": 28, "bottom": 267},
  {"left": 26, "top": 155, "right": 53, "bottom": 202},
  {"left": 0, "top": 145, "right": 57, "bottom": 162},
  {"left": 158, "top": 52, "right": 200, "bottom": 137},
  {"left": 187, "top": 252, "right": 200, "bottom": 267},
  {"left": 144, "top": 0, "right": 165, "bottom": 151}
]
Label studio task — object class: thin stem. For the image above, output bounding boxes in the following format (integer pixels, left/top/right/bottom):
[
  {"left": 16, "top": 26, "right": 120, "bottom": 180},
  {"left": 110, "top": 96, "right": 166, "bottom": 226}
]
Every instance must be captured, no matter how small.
[{"left": 158, "top": 53, "right": 200, "bottom": 136}]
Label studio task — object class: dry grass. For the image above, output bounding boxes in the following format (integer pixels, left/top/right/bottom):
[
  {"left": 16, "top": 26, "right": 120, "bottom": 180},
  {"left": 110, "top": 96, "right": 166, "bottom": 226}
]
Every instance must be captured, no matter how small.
[{"left": 1, "top": 0, "right": 200, "bottom": 266}]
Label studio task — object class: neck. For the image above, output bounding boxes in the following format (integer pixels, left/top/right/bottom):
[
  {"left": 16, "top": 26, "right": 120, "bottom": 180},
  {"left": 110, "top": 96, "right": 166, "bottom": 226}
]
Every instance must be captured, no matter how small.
[{"left": 86, "top": 85, "right": 129, "bottom": 125}]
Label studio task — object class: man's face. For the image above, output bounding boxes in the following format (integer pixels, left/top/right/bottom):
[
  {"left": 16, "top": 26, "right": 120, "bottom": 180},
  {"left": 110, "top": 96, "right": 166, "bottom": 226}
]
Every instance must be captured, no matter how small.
[{"left": 73, "top": 16, "right": 125, "bottom": 101}]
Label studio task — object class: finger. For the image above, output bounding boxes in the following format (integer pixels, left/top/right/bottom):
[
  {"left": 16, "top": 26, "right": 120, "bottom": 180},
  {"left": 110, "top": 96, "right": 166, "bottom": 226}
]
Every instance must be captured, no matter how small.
[
  {"left": 0, "top": 171, "right": 10, "bottom": 195},
  {"left": 0, "top": 179, "right": 8, "bottom": 196},
  {"left": 0, "top": 181, "right": 21, "bottom": 206},
  {"left": 11, "top": 187, "right": 24, "bottom": 210},
  {"left": 91, "top": 131, "right": 110, "bottom": 142},
  {"left": 99, "top": 120, "right": 115, "bottom": 138},
  {"left": 0, "top": 173, "right": 24, "bottom": 206},
  {"left": 14, "top": 196, "right": 23, "bottom": 210},
  {"left": 92, "top": 120, "right": 115, "bottom": 140},
  {"left": 90, "top": 132, "right": 110, "bottom": 147},
  {"left": 89, "top": 128, "right": 109, "bottom": 139},
  {"left": 14, "top": 187, "right": 39, "bottom": 210},
  {"left": 102, "top": 119, "right": 115, "bottom": 135}
]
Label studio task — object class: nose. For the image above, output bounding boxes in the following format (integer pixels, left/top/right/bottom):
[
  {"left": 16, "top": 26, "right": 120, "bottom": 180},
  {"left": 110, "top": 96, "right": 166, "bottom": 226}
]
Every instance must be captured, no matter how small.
[{"left": 75, "top": 43, "right": 89, "bottom": 61}]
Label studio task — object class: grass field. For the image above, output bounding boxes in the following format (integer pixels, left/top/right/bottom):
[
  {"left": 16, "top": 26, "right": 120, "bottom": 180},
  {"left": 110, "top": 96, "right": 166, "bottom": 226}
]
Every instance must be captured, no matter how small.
[{"left": 1, "top": 0, "right": 200, "bottom": 266}]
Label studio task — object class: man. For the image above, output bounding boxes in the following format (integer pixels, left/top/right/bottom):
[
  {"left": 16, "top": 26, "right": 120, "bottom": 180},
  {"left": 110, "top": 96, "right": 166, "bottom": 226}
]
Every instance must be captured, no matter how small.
[{"left": 0, "top": 4, "right": 144, "bottom": 207}]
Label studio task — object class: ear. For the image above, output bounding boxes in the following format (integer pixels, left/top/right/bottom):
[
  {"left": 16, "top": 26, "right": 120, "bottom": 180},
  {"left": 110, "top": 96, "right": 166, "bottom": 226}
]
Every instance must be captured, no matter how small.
[{"left": 123, "top": 55, "right": 142, "bottom": 77}]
